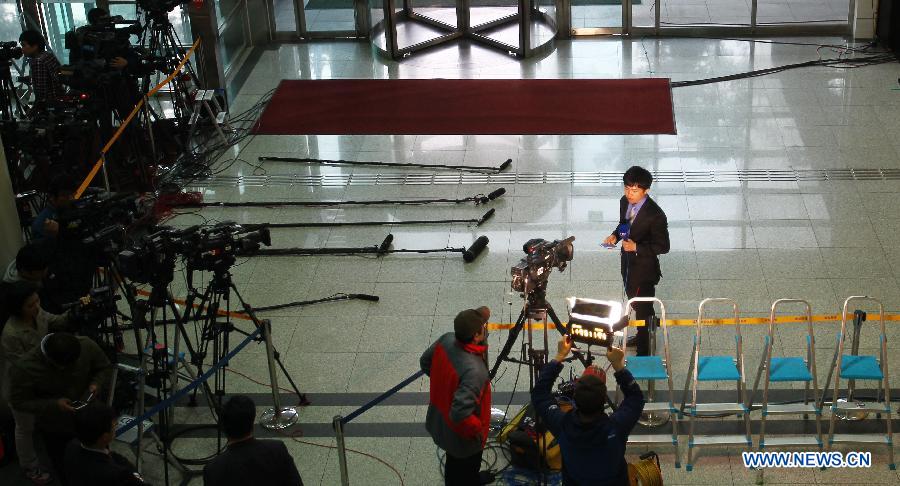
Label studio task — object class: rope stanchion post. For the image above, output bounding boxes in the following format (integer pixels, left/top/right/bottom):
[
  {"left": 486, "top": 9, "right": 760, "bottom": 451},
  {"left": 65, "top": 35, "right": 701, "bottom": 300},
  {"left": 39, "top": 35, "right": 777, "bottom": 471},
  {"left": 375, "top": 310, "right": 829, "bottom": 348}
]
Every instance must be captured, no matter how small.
[
  {"left": 259, "top": 319, "right": 299, "bottom": 430},
  {"left": 330, "top": 369, "right": 425, "bottom": 485},
  {"left": 100, "top": 152, "right": 111, "bottom": 191},
  {"left": 334, "top": 415, "right": 350, "bottom": 486}
]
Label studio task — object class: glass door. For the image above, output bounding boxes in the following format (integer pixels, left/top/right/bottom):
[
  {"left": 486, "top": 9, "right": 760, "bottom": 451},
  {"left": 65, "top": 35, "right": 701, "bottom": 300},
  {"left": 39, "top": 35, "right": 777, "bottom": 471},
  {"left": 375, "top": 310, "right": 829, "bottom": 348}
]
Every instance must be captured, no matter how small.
[
  {"left": 572, "top": 0, "right": 853, "bottom": 35},
  {"left": 572, "top": 0, "right": 624, "bottom": 34}
]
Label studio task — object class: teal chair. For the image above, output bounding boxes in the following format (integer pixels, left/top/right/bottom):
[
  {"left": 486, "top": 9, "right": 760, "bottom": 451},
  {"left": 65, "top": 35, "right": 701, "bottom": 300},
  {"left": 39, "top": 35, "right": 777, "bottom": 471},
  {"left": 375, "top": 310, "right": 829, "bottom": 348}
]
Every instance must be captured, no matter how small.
[
  {"left": 624, "top": 297, "right": 681, "bottom": 468},
  {"left": 680, "top": 298, "right": 752, "bottom": 471},
  {"left": 823, "top": 296, "right": 894, "bottom": 469},
  {"left": 747, "top": 299, "right": 822, "bottom": 450}
]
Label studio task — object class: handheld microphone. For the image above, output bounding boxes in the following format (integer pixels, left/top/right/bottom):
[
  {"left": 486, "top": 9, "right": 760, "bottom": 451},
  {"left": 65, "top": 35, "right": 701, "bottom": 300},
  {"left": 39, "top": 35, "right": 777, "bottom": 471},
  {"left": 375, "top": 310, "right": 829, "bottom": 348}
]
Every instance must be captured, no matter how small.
[
  {"left": 616, "top": 222, "right": 630, "bottom": 241},
  {"left": 498, "top": 159, "right": 513, "bottom": 172}
]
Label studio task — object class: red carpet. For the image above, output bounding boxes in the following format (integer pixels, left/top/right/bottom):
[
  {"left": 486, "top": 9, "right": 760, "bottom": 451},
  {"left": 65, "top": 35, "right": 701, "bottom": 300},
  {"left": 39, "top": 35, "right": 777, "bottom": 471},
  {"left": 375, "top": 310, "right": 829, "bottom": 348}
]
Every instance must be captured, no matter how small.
[{"left": 253, "top": 79, "right": 675, "bottom": 135}]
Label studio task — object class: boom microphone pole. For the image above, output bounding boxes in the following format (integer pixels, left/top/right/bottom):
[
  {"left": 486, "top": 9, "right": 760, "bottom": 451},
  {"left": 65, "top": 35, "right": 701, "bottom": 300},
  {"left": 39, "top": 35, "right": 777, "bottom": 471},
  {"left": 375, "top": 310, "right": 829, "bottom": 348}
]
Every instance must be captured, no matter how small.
[
  {"left": 244, "top": 208, "right": 496, "bottom": 229},
  {"left": 257, "top": 156, "right": 513, "bottom": 174},
  {"left": 169, "top": 188, "right": 506, "bottom": 208},
  {"left": 253, "top": 234, "right": 490, "bottom": 262}
]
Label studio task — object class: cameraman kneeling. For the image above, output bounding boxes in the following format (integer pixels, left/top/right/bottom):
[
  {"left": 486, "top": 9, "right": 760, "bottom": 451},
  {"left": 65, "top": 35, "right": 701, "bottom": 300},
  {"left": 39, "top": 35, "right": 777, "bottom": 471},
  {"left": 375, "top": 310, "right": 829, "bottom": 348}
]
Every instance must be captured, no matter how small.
[{"left": 531, "top": 338, "right": 644, "bottom": 486}]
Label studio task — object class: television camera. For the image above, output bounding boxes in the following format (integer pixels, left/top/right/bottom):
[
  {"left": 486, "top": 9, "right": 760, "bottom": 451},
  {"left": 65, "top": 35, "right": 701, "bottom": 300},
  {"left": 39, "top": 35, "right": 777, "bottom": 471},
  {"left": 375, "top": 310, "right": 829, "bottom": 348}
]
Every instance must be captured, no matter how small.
[
  {"left": 0, "top": 41, "right": 22, "bottom": 62},
  {"left": 510, "top": 236, "right": 575, "bottom": 295}
]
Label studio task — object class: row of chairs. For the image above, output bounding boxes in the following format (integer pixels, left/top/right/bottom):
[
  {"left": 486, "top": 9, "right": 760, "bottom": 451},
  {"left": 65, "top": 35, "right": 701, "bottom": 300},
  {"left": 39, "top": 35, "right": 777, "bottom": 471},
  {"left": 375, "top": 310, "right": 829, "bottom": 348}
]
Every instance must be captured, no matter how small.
[{"left": 619, "top": 296, "right": 894, "bottom": 471}]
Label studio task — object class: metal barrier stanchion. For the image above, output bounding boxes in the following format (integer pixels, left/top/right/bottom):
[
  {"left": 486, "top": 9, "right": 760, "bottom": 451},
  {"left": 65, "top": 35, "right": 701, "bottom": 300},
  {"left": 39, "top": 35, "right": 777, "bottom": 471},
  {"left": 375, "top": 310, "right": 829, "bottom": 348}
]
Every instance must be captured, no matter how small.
[
  {"left": 330, "top": 369, "right": 425, "bottom": 485},
  {"left": 100, "top": 152, "right": 111, "bottom": 191},
  {"left": 260, "top": 319, "right": 299, "bottom": 430},
  {"left": 334, "top": 415, "right": 350, "bottom": 486}
]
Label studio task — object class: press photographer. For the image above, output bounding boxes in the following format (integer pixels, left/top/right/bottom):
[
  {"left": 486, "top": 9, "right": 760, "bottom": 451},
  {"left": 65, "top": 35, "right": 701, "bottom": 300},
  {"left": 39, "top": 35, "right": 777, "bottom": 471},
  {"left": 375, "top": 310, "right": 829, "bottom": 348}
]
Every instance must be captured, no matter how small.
[
  {"left": 65, "top": 8, "right": 145, "bottom": 80},
  {"left": 1, "top": 281, "right": 80, "bottom": 484},
  {"left": 42, "top": 190, "right": 145, "bottom": 312},
  {"left": 8, "top": 332, "right": 112, "bottom": 485},
  {"left": 19, "top": 30, "right": 63, "bottom": 114},
  {"left": 531, "top": 337, "right": 644, "bottom": 486}
]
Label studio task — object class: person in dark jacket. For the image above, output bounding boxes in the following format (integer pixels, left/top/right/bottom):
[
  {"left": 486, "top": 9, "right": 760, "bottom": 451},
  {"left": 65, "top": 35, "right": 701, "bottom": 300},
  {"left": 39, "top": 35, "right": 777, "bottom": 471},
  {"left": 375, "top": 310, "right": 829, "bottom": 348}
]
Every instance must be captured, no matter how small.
[
  {"left": 8, "top": 332, "right": 112, "bottom": 485},
  {"left": 64, "top": 402, "right": 145, "bottom": 485},
  {"left": 420, "top": 307, "right": 492, "bottom": 486},
  {"left": 203, "top": 395, "right": 303, "bottom": 486},
  {"left": 532, "top": 337, "right": 645, "bottom": 486},
  {"left": 602, "top": 166, "right": 670, "bottom": 356}
]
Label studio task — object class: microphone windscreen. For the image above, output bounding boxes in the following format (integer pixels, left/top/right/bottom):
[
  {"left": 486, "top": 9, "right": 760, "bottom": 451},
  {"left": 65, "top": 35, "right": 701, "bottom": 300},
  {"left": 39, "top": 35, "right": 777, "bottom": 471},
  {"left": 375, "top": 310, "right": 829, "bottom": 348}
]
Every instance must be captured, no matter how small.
[
  {"left": 487, "top": 188, "right": 506, "bottom": 200},
  {"left": 463, "top": 235, "right": 489, "bottom": 262},
  {"left": 354, "top": 294, "right": 380, "bottom": 302},
  {"left": 378, "top": 234, "right": 394, "bottom": 253},
  {"left": 477, "top": 208, "right": 495, "bottom": 226}
]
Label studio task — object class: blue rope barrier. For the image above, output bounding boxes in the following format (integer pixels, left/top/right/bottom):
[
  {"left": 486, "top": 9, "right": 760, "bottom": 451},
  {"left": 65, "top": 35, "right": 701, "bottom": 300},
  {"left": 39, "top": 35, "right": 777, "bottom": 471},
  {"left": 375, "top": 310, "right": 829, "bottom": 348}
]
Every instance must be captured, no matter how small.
[
  {"left": 341, "top": 370, "right": 426, "bottom": 425},
  {"left": 116, "top": 327, "right": 263, "bottom": 437}
]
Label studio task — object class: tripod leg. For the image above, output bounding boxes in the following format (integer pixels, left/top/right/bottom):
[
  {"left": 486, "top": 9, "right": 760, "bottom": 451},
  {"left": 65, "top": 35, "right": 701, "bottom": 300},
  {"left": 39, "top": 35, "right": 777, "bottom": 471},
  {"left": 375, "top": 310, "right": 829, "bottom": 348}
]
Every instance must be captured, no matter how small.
[
  {"left": 229, "top": 282, "right": 309, "bottom": 404},
  {"left": 490, "top": 309, "right": 528, "bottom": 379}
]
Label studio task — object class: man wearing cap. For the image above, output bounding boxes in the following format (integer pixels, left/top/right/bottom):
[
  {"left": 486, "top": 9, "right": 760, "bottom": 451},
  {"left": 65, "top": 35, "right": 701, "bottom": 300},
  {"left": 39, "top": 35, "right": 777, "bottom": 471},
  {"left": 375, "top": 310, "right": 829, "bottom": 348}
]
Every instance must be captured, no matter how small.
[
  {"left": 420, "top": 307, "right": 492, "bottom": 485},
  {"left": 531, "top": 337, "right": 644, "bottom": 485}
]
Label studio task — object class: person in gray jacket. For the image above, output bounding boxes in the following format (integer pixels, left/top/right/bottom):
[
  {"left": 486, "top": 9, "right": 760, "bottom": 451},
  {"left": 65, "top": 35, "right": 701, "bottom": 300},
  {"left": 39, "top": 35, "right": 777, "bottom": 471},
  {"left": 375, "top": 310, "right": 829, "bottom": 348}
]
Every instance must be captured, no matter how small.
[
  {"left": 1, "top": 281, "right": 74, "bottom": 484},
  {"left": 420, "top": 307, "right": 493, "bottom": 485}
]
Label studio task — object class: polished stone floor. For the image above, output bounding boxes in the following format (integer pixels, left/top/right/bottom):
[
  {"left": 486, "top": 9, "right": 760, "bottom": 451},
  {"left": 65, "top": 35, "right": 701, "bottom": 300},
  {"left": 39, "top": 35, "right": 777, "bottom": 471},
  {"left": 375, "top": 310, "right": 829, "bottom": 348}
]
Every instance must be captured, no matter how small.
[
  {"left": 154, "top": 34, "right": 900, "bottom": 485},
  {"left": 5, "top": 29, "right": 900, "bottom": 486}
]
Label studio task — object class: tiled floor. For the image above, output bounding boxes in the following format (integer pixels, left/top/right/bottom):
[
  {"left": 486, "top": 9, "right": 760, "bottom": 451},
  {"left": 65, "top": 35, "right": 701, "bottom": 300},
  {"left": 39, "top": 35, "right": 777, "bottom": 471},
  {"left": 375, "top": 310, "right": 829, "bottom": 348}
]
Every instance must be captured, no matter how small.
[
  {"left": 5, "top": 22, "right": 900, "bottom": 486},
  {"left": 128, "top": 34, "right": 900, "bottom": 486}
]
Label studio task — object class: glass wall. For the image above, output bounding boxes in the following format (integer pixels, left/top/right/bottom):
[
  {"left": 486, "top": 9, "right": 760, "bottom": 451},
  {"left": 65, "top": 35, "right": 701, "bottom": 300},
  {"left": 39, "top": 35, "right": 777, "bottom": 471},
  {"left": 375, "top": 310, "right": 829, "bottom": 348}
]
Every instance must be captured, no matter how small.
[
  {"left": 577, "top": 0, "right": 852, "bottom": 32},
  {"left": 660, "top": 0, "right": 750, "bottom": 26},
  {"left": 573, "top": 0, "right": 623, "bottom": 31},
  {"left": 756, "top": 0, "right": 849, "bottom": 24},
  {"left": 304, "top": 0, "right": 355, "bottom": 32}
]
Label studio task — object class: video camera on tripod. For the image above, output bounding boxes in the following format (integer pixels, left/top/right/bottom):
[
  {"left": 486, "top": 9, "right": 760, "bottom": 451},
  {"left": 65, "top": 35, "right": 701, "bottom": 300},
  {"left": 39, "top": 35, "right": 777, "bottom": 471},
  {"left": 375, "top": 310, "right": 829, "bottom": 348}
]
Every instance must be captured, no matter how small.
[
  {"left": 63, "top": 285, "right": 122, "bottom": 328},
  {"left": 510, "top": 236, "right": 575, "bottom": 295},
  {"left": 0, "top": 41, "right": 22, "bottom": 62},
  {"left": 117, "top": 226, "right": 191, "bottom": 286},
  {"left": 138, "top": 0, "right": 187, "bottom": 14},
  {"left": 2, "top": 101, "right": 95, "bottom": 185},
  {"left": 180, "top": 222, "right": 272, "bottom": 273},
  {"left": 62, "top": 14, "right": 143, "bottom": 88},
  {"left": 57, "top": 191, "right": 146, "bottom": 247}
]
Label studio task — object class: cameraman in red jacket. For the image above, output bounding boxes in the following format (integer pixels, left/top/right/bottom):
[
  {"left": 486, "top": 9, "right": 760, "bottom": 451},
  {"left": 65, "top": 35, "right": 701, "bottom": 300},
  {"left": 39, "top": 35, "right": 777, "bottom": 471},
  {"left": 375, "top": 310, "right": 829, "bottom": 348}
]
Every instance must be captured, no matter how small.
[{"left": 420, "top": 307, "right": 492, "bottom": 485}]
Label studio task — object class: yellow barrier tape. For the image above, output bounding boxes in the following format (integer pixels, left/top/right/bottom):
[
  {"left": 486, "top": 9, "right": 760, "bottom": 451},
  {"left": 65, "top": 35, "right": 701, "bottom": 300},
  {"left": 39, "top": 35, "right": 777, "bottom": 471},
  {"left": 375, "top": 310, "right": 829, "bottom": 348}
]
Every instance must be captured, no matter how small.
[
  {"left": 485, "top": 312, "right": 900, "bottom": 331},
  {"left": 75, "top": 37, "right": 203, "bottom": 199}
]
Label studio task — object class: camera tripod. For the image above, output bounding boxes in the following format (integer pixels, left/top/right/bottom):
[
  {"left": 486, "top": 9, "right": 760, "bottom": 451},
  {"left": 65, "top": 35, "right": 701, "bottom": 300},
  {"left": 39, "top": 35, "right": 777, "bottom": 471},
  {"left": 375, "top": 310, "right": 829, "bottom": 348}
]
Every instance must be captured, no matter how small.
[
  {"left": 140, "top": 9, "right": 196, "bottom": 122},
  {"left": 125, "top": 256, "right": 224, "bottom": 486},
  {"left": 490, "top": 282, "right": 591, "bottom": 386},
  {"left": 174, "top": 257, "right": 307, "bottom": 454}
]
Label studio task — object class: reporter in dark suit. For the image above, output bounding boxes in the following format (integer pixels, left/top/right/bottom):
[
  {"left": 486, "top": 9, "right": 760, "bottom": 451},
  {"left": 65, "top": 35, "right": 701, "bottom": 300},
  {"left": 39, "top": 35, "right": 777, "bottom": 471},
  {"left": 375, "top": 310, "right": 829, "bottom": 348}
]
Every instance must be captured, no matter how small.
[
  {"left": 203, "top": 395, "right": 303, "bottom": 486},
  {"left": 602, "top": 166, "right": 670, "bottom": 356}
]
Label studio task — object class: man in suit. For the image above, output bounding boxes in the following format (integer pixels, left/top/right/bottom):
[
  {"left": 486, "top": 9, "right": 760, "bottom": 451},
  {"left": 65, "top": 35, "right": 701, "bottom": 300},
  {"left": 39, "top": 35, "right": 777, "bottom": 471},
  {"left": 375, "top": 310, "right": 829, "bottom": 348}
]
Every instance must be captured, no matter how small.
[
  {"left": 203, "top": 395, "right": 303, "bottom": 486},
  {"left": 603, "top": 166, "right": 670, "bottom": 356},
  {"left": 64, "top": 402, "right": 145, "bottom": 485}
]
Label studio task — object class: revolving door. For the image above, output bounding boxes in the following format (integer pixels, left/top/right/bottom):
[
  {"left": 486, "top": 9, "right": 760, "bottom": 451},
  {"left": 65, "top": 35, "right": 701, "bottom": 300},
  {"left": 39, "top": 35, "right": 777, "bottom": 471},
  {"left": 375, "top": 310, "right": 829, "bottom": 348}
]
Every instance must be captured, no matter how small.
[{"left": 370, "top": 0, "right": 563, "bottom": 60}]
